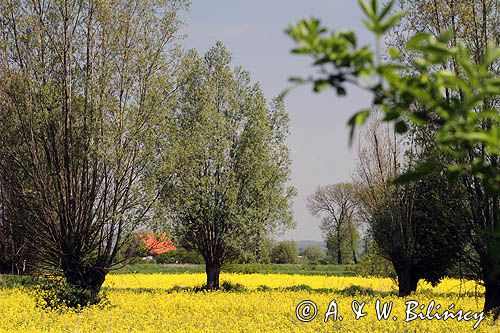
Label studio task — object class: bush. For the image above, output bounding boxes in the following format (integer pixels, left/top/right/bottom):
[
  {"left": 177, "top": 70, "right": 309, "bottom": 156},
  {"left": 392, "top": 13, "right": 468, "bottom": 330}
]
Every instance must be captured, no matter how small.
[
  {"left": 282, "top": 284, "right": 312, "bottom": 292},
  {"left": 340, "top": 285, "right": 375, "bottom": 296},
  {"left": 302, "top": 246, "right": 326, "bottom": 264},
  {"left": 256, "top": 284, "right": 272, "bottom": 292},
  {"left": 185, "top": 282, "right": 248, "bottom": 292},
  {"left": 270, "top": 241, "right": 298, "bottom": 264},
  {"left": 0, "top": 274, "right": 36, "bottom": 289},
  {"left": 155, "top": 249, "right": 204, "bottom": 264},
  {"left": 221, "top": 281, "right": 247, "bottom": 292},
  {"left": 167, "top": 285, "right": 192, "bottom": 293},
  {"left": 33, "top": 277, "right": 108, "bottom": 310},
  {"left": 353, "top": 246, "right": 396, "bottom": 278}
]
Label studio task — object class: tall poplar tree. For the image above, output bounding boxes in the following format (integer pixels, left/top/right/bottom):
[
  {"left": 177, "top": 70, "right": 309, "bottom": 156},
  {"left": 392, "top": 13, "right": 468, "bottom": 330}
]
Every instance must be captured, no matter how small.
[{"left": 162, "top": 43, "right": 295, "bottom": 289}]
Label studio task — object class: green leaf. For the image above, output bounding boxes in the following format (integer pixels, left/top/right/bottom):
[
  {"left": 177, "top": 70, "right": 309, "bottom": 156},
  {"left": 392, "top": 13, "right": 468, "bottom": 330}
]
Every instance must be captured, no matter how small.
[
  {"left": 407, "top": 112, "right": 430, "bottom": 125},
  {"left": 447, "top": 164, "right": 462, "bottom": 182},
  {"left": 362, "top": 20, "right": 377, "bottom": 34},
  {"left": 291, "top": 47, "right": 312, "bottom": 55},
  {"left": 348, "top": 109, "right": 371, "bottom": 144},
  {"left": 358, "top": 0, "right": 375, "bottom": 19},
  {"left": 406, "top": 33, "right": 431, "bottom": 49},
  {"left": 378, "top": 12, "right": 404, "bottom": 34},
  {"left": 348, "top": 109, "right": 371, "bottom": 126},
  {"left": 421, "top": 43, "right": 453, "bottom": 57},
  {"left": 379, "top": 0, "right": 395, "bottom": 20},
  {"left": 395, "top": 120, "right": 408, "bottom": 133},
  {"left": 289, "top": 76, "right": 306, "bottom": 84},
  {"left": 313, "top": 80, "right": 329, "bottom": 92},
  {"left": 382, "top": 109, "right": 401, "bottom": 121},
  {"left": 478, "top": 109, "right": 500, "bottom": 121},
  {"left": 387, "top": 47, "right": 400, "bottom": 59},
  {"left": 458, "top": 131, "right": 497, "bottom": 145},
  {"left": 339, "top": 31, "right": 357, "bottom": 46},
  {"left": 371, "top": 0, "right": 378, "bottom": 18},
  {"left": 371, "top": 0, "right": 378, "bottom": 15},
  {"left": 437, "top": 30, "right": 452, "bottom": 44},
  {"left": 485, "top": 44, "right": 500, "bottom": 66},
  {"left": 435, "top": 70, "right": 470, "bottom": 93}
]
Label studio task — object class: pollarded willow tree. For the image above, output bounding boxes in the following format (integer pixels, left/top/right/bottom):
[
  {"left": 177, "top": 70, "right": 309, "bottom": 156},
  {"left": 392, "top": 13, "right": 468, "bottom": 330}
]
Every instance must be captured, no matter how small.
[
  {"left": 161, "top": 43, "right": 295, "bottom": 289},
  {"left": 389, "top": 0, "right": 500, "bottom": 314},
  {"left": 354, "top": 121, "right": 469, "bottom": 296},
  {"left": 0, "top": 0, "right": 187, "bottom": 305}
]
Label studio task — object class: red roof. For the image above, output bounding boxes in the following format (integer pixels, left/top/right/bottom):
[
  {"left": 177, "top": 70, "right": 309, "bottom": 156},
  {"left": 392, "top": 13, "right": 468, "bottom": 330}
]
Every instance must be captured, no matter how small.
[{"left": 140, "top": 232, "right": 176, "bottom": 256}]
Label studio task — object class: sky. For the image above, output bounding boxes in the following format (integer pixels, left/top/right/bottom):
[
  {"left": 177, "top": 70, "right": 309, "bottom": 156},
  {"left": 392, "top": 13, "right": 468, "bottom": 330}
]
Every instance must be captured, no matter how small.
[{"left": 180, "top": 1, "right": 374, "bottom": 242}]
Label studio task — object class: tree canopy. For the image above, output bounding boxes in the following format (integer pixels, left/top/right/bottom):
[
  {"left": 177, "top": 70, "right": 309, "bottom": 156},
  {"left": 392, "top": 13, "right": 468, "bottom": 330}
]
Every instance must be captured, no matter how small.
[{"left": 160, "top": 43, "right": 295, "bottom": 289}]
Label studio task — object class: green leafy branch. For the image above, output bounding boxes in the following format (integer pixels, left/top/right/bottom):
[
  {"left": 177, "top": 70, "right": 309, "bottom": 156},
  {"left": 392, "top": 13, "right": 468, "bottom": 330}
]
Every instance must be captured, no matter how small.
[{"left": 286, "top": 0, "right": 499, "bottom": 194}]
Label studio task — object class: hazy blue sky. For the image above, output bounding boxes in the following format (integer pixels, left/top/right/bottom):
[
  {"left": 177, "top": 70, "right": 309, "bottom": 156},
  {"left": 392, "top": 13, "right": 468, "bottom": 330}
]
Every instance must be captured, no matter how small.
[{"left": 180, "top": 1, "right": 374, "bottom": 242}]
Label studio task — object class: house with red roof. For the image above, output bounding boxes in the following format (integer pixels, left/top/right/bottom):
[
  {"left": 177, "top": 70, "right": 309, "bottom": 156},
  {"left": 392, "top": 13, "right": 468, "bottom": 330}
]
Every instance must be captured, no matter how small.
[{"left": 139, "top": 232, "right": 176, "bottom": 256}]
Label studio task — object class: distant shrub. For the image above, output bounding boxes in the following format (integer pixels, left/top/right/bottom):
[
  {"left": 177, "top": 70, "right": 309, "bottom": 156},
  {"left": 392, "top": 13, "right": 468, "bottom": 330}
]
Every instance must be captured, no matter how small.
[
  {"left": 302, "top": 246, "right": 326, "bottom": 264},
  {"left": 167, "top": 285, "right": 192, "bottom": 293},
  {"left": 221, "top": 281, "right": 247, "bottom": 292},
  {"left": 353, "top": 250, "right": 396, "bottom": 278},
  {"left": 340, "top": 285, "right": 375, "bottom": 296},
  {"left": 256, "top": 284, "right": 272, "bottom": 292},
  {"left": 271, "top": 241, "right": 298, "bottom": 264},
  {"left": 155, "top": 249, "right": 204, "bottom": 264},
  {"left": 192, "top": 285, "right": 209, "bottom": 292},
  {"left": 0, "top": 275, "right": 36, "bottom": 289},
  {"left": 282, "top": 284, "right": 312, "bottom": 292}
]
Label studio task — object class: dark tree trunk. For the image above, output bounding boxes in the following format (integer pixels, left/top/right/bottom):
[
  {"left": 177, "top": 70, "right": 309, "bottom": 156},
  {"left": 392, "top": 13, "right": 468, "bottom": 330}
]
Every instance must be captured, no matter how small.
[
  {"left": 397, "top": 266, "right": 419, "bottom": 297},
  {"left": 481, "top": 250, "right": 500, "bottom": 317},
  {"left": 205, "top": 262, "right": 221, "bottom": 290},
  {"left": 352, "top": 248, "right": 358, "bottom": 264},
  {"left": 337, "top": 226, "right": 342, "bottom": 264},
  {"left": 484, "top": 277, "right": 500, "bottom": 317},
  {"left": 63, "top": 265, "right": 107, "bottom": 306},
  {"left": 0, "top": 260, "right": 9, "bottom": 274}
]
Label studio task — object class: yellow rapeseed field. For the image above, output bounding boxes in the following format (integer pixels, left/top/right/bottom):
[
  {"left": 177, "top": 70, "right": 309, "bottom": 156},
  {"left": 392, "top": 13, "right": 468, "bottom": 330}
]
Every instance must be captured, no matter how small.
[
  {"left": 104, "top": 273, "right": 483, "bottom": 294},
  {"left": 0, "top": 273, "right": 498, "bottom": 332}
]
